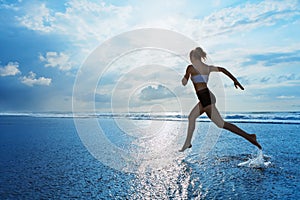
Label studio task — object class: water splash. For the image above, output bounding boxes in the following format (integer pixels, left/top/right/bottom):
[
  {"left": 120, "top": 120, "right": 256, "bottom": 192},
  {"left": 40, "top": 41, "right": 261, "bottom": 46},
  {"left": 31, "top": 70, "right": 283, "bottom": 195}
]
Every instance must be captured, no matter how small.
[{"left": 238, "top": 150, "right": 271, "bottom": 169}]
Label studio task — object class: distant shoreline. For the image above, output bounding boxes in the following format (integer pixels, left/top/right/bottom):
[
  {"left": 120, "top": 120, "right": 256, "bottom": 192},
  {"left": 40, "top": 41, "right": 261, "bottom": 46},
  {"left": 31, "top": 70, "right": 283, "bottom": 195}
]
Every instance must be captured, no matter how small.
[{"left": 1, "top": 111, "right": 300, "bottom": 125}]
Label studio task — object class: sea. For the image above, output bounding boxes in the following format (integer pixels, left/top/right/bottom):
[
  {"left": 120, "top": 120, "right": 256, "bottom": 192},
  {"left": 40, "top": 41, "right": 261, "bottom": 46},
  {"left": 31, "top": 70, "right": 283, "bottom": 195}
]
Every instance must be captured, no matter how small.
[{"left": 0, "top": 112, "right": 299, "bottom": 199}]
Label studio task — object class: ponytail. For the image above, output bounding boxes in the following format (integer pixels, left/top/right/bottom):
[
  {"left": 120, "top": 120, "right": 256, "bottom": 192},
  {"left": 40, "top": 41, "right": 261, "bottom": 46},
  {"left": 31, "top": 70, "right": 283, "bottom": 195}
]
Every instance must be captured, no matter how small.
[
  {"left": 190, "top": 47, "right": 207, "bottom": 62},
  {"left": 195, "top": 47, "right": 207, "bottom": 61}
]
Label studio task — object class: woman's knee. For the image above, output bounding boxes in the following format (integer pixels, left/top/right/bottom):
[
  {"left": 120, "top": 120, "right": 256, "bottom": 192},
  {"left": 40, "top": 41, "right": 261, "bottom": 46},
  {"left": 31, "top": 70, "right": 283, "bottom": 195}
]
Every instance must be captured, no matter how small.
[
  {"left": 222, "top": 121, "right": 231, "bottom": 129},
  {"left": 214, "top": 119, "right": 225, "bottom": 128},
  {"left": 216, "top": 122, "right": 224, "bottom": 128}
]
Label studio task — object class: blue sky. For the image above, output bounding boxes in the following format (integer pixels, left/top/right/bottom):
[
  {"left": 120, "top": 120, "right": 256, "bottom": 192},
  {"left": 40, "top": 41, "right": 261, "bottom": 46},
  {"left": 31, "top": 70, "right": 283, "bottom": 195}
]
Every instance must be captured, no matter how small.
[{"left": 0, "top": 0, "right": 300, "bottom": 113}]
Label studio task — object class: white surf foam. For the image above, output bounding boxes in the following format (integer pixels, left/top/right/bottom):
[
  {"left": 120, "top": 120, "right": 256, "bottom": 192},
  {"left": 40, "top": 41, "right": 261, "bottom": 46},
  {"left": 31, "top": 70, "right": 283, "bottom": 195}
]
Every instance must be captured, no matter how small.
[{"left": 238, "top": 150, "right": 271, "bottom": 169}]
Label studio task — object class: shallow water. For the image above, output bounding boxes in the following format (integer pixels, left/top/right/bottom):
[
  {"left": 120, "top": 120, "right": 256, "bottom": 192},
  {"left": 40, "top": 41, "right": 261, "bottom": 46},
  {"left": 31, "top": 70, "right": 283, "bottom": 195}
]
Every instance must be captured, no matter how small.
[{"left": 0, "top": 116, "right": 299, "bottom": 199}]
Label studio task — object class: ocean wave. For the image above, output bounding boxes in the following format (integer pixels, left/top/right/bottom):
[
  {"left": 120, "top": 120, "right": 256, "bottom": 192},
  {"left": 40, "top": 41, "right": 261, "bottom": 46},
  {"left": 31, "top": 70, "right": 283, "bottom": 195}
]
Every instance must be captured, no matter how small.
[{"left": 1, "top": 112, "right": 300, "bottom": 124}]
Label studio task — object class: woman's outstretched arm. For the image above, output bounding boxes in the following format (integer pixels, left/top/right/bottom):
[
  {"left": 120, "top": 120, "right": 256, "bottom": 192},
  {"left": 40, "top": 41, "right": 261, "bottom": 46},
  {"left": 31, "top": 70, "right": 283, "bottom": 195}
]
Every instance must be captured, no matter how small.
[
  {"left": 210, "top": 66, "right": 244, "bottom": 90},
  {"left": 219, "top": 67, "right": 244, "bottom": 90}
]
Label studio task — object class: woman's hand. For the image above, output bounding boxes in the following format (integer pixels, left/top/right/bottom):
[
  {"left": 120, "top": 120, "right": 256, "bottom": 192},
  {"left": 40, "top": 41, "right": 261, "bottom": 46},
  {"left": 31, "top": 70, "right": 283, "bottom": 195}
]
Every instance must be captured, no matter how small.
[
  {"left": 234, "top": 80, "right": 244, "bottom": 90},
  {"left": 182, "top": 77, "right": 188, "bottom": 86}
]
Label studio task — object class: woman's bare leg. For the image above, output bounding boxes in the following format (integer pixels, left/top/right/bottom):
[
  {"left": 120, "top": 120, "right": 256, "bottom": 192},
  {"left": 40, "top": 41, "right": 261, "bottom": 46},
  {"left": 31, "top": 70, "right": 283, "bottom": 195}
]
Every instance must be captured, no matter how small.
[
  {"left": 179, "top": 102, "right": 204, "bottom": 152},
  {"left": 205, "top": 104, "right": 262, "bottom": 149}
]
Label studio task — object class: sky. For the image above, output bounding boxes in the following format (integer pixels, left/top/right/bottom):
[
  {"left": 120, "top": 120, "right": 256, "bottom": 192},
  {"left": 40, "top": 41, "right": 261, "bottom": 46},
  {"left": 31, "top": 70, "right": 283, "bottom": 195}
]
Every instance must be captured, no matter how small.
[{"left": 0, "top": 0, "right": 300, "bottom": 113}]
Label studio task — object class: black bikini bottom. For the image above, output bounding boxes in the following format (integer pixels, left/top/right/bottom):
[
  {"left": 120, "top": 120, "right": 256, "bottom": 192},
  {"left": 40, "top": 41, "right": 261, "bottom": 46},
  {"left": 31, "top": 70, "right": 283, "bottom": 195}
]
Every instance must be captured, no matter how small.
[{"left": 196, "top": 88, "right": 216, "bottom": 108}]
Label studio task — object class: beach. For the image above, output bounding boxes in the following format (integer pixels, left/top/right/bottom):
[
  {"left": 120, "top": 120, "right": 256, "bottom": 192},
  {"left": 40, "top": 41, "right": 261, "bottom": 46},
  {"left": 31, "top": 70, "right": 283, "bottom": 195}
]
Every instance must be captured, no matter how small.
[{"left": 0, "top": 113, "right": 299, "bottom": 199}]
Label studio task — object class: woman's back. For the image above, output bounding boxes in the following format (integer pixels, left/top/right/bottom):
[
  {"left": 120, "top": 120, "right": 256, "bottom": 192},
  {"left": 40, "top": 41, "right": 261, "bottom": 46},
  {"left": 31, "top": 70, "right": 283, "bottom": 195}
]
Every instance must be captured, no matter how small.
[{"left": 190, "top": 63, "right": 211, "bottom": 76}]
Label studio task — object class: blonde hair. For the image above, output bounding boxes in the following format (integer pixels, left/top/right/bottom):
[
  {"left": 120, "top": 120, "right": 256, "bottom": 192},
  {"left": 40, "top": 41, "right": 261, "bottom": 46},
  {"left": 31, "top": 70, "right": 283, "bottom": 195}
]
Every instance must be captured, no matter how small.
[{"left": 190, "top": 47, "right": 207, "bottom": 61}]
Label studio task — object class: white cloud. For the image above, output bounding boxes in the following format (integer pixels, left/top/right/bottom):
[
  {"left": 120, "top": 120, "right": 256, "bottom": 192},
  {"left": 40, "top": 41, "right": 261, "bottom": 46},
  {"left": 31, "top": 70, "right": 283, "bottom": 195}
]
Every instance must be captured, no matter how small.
[
  {"left": 16, "top": 0, "right": 300, "bottom": 74},
  {"left": 17, "top": 3, "right": 54, "bottom": 32},
  {"left": 11, "top": 0, "right": 300, "bottom": 112},
  {"left": 16, "top": 0, "right": 299, "bottom": 45},
  {"left": 39, "top": 52, "right": 73, "bottom": 71},
  {"left": 198, "top": 0, "right": 299, "bottom": 38},
  {"left": 17, "top": 1, "right": 132, "bottom": 46},
  {"left": 21, "top": 71, "right": 51, "bottom": 86},
  {"left": 276, "top": 95, "right": 295, "bottom": 99},
  {"left": 130, "top": 0, "right": 300, "bottom": 41},
  {"left": 0, "top": 2, "right": 20, "bottom": 11},
  {"left": 0, "top": 62, "right": 21, "bottom": 76},
  {"left": 139, "top": 84, "right": 174, "bottom": 101}
]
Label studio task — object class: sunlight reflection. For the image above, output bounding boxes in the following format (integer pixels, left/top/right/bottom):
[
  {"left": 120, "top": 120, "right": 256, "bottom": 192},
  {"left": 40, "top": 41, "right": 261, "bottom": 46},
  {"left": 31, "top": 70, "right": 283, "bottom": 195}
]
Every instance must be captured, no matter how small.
[{"left": 123, "top": 120, "right": 186, "bottom": 172}]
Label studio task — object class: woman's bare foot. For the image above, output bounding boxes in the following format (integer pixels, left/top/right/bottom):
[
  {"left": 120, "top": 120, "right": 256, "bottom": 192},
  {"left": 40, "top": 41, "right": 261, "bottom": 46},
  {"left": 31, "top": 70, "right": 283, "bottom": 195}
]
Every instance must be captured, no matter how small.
[
  {"left": 249, "top": 134, "right": 262, "bottom": 149},
  {"left": 179, "top": 144, "right": 192, "bottom": 152}
]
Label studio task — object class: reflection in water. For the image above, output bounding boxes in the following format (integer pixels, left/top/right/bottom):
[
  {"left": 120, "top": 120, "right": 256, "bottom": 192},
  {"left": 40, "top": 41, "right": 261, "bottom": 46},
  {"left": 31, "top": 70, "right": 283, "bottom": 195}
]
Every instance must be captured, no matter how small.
[
  {"left": 129, "top": 159, "right": 204, "bottom": 199},
  {"left": 123, "top": 120, "right": 205, "bottom": 199},
  {"left": 116, "top": 119, "right": 187, "bottom": 172}
]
